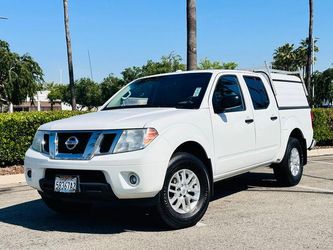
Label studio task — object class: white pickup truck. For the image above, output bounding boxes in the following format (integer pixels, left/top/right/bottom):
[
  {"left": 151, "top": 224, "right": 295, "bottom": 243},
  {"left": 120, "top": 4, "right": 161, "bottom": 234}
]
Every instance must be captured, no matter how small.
[{"left": 25, "top": 69, "right": 315, "bottom": 229}]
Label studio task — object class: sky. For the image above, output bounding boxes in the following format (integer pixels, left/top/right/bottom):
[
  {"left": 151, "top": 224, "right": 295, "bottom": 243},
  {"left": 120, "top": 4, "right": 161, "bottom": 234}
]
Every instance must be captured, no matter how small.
[{"left": 1, "top": 0, "right": 332, "bottom": 84}]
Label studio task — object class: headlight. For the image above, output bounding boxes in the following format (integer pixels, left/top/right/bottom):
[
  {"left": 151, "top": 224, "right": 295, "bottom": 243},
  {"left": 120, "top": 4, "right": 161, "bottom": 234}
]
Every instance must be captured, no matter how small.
[
  {"left": 113, "top": 128, "right": 158, "bottom": 153},
  {"left": 31, "top": 130, "right": 46, "bottom": 153}
]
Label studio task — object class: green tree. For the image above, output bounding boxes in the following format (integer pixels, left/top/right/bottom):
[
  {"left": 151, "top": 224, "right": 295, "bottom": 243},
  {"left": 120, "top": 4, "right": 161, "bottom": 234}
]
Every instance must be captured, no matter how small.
[
  {"left": 272, "top": 40, "right": 318, "bottom": 75},
  {"left": 46, "top": 83, "right": 68, "bottom": 110},
  {"left": 47, "top": 79, "right": 102, "bottom": 110},
  {"left": 100, "top": 74, "right": 125, "bottom": 103},
  {"left": 141, "top": 54, "right": 185, "bottom": 76},
  {"left": 0, "top": 40, "right": 43, "bottom": 106},
  {"left": 295, "top": 39, "right": 319, "bottom": 78},
  {"left": 121, "top": 53, "right": 185, "bottom": 83},
  {"left": 75, "top": 78, "right": 102, "bottom": 110},
  {"left": 312, "top": 68, "right": 333, "bottom": 107},
  {"left": 272, "top": 43, "right": 298, "bottom": 71},
  {"left": 199, "top": 58, "right": 238, "bottom": 70},
  {"left": 121, "top": 66, "right": 143, "bottom": 83}
]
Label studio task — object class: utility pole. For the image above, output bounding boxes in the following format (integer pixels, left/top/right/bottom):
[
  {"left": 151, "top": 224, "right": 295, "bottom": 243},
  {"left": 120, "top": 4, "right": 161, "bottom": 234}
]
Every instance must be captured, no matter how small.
[
  {"left": 186, "top": 0, "right": 197, "bottom": 70},
  {"left": 305, "top": 0, "right": 314, "bottom": 96},
  {"left": 63, "top": 0, "right": 76, "bottom": 110}
]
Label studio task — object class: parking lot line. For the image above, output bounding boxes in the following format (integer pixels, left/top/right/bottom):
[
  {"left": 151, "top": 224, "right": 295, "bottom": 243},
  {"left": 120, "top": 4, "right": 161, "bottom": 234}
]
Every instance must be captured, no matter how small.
[
  {"left": 309, "top": 160, "right": 333, "bottom": 165},
  {"left": 297, "top": 185, "right": 333, "bottom": 194}
]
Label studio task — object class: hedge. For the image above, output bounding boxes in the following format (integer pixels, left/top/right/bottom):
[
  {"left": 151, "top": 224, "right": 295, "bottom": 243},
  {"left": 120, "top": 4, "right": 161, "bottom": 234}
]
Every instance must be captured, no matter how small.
[
  {"left": 0, "top": 111, "right": 86, "bottom": 166},
  {"left": 0, "top": 109, "right": 332, "bottom": 167},
  {"left": 312, "top": 108, "right": 333, "bottom": 146}
]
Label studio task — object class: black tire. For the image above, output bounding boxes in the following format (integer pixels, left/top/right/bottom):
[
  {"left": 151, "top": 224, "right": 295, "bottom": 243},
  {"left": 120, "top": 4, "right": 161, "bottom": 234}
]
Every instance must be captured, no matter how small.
[
  {"left": 273, "top": 137, "right": 304, "bottom": 186},
  {"left": 157, "top": 152, "right": 211, "bottom": 229},
  {"left": 39, "top": 192, "right": 91, "bottom": 214}
]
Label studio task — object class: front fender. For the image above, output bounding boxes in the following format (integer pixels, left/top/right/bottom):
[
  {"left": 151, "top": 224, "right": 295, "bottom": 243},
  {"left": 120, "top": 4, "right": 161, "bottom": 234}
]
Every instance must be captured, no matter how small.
[{"left": 160, "top": 122, "right": 215, "bottom": 168}]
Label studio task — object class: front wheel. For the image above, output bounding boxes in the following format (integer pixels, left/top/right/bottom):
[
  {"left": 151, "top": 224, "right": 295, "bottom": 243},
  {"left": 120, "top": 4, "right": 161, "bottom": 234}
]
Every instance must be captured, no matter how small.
[
  {"left": 273, "top": 137, "right": 304, "bottom": 186},
  {"left": 157, "top": 152, "right": 211, "bottom": 229}
]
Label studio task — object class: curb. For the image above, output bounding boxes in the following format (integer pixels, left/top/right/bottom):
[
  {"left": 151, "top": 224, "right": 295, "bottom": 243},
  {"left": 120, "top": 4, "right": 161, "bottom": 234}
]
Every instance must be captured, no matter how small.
[
  {"left": 308, "top": 148, "right": 333, "bottom": 157},
  {"left": 0, "top": 174, "right": 25, "bottom": 186}
]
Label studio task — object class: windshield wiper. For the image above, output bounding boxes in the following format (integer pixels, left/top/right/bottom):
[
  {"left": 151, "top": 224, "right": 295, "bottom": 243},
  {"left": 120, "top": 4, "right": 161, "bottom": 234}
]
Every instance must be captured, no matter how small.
[
  {"left": 103, "top": 102, "right": 197, "bottom": 110},
  {"left": 175, "top": 100, "right": 195, "bottom": 109},
  {"left": 102, "top": 105, "right": 153, "bottom": 111},
  {"left": 102, "top": 104, "right": 171, "bottom": 111}
]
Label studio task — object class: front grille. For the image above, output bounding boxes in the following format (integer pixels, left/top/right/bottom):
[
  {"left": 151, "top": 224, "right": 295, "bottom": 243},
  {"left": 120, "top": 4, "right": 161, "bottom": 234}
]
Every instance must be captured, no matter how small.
[
  {"left": 45, "top": 130, "right": 122, "bottom": 160},
  {"left": 45, "top": 169, "right": 107, "bottom": 183},
  {"left": 99, "top": 134, "right": 117, "bottom": 153},
  {"left": 57, "top": 132, "right": 92, "bottom": 154}
]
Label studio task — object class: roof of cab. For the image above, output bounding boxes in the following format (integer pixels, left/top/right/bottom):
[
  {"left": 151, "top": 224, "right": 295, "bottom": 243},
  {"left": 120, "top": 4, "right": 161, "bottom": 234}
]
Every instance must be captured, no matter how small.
[{"left": 137, "top": 69, "right": 259, "bottom": 80}]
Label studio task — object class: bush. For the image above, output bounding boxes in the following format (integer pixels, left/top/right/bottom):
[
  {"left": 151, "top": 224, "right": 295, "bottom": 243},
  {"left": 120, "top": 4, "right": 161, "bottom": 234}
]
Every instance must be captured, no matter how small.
[
  {"left": 312, "top": 108, "right": 333, "bottom": 145},
  {"left": 0, "top": 111, "right": 86, "bottom": 166}
]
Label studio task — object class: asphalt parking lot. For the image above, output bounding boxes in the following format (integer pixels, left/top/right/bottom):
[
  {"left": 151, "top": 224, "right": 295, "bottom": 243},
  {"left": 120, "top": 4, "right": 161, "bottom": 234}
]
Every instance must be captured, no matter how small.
[{"left": 0, "top": 155, "right": 332, "bottom": 250}]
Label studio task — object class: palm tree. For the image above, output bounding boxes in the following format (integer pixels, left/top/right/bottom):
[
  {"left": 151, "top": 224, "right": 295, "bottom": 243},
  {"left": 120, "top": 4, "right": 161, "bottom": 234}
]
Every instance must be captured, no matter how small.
[
  {"left": 305, "top": 0, "right": 314, "bottom": 94},
  {"left": 186, "top": 0, "right": 197, "bottom": 70},
  {"left": 272, "top": 43, "right": 298, "bottom": 71},
  {"left": 296, "top": 38, "right": 318, "bottom": 78},
  {"left": 63, "top": 0, "right": 76, "bottom": 110}
]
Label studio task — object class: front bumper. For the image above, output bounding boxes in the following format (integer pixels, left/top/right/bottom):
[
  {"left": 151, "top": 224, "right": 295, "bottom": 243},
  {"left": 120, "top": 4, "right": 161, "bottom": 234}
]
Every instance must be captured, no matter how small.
[
  {"left": 38, "top": 179, "right": 159, "bottom": 207},
  {"left": 24, "top": 138, "right": 170, "bottom": 199}
]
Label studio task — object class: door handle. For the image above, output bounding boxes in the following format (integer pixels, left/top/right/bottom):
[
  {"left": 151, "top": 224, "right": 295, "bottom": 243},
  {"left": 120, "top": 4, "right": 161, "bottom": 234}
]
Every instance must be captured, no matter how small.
[
  {"left": 245, "top": 119, "right": 254, "bottom": 124},
  {"left": 270, "top": 116, "right": 278, "bottom": 121}
]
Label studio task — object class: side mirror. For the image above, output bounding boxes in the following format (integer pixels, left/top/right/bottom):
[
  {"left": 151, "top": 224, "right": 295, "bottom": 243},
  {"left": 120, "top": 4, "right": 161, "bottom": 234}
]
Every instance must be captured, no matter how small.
[{"left": 214, "top": 94, "right": 242, "bottom": 113}]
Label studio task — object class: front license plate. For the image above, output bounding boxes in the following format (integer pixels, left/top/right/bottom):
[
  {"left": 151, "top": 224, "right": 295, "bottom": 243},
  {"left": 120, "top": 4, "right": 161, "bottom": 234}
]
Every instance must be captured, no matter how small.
[{"left": 54, "top": 175, "right": 79, "bottom": 193}]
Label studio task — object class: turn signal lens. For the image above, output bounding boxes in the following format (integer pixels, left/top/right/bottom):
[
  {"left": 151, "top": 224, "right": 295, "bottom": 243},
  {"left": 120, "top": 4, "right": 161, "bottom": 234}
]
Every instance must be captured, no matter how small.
[{"left": 144, "top": 128, "right": 159, "bottom": 146}]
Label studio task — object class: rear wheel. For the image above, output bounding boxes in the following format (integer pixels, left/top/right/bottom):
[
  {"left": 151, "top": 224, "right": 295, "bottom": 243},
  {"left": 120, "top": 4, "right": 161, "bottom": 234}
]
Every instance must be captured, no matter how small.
[
  {"left": 273, "top": 137, "right": 304, "bottom": 186},
  {"left": 157, "top": 152, "right": 211, "bottom": 229}
]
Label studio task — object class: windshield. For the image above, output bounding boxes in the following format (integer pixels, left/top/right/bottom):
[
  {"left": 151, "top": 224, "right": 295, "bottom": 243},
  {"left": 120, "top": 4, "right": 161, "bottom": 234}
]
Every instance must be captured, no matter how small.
[{"left": 103, "top": 73, "right": 212, "bottom": 110}]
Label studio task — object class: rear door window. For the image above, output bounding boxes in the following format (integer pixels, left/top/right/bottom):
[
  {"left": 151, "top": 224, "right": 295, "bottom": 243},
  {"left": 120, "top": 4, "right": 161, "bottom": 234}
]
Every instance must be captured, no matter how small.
[{"left": 243, "top": 76, "right": 269, "bottom": 110}]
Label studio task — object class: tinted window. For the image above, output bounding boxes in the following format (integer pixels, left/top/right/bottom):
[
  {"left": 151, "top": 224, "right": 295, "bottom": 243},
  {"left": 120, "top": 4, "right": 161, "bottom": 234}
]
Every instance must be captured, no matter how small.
[
  {"left": 103, "top": 73, "right": 212, "bottom": 110},
  {"left": 213, "top": 75, "right": 245, "bottom": 113},
  {"left": 243, "top": 76, "right": 269, "bottom": 109}
]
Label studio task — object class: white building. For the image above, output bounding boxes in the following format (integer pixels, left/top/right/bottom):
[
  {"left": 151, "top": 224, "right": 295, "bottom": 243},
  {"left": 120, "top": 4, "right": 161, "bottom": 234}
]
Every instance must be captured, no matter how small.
[{"left": 8, "top": 91, "right": 71, "bottom": 112}]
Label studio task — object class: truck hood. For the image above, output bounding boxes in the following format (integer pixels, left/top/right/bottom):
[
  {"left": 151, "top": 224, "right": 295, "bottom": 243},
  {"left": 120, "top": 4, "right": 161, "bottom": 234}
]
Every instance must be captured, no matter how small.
[{"left": 39, "top": 108, "right": 193, "bottom": 131}]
